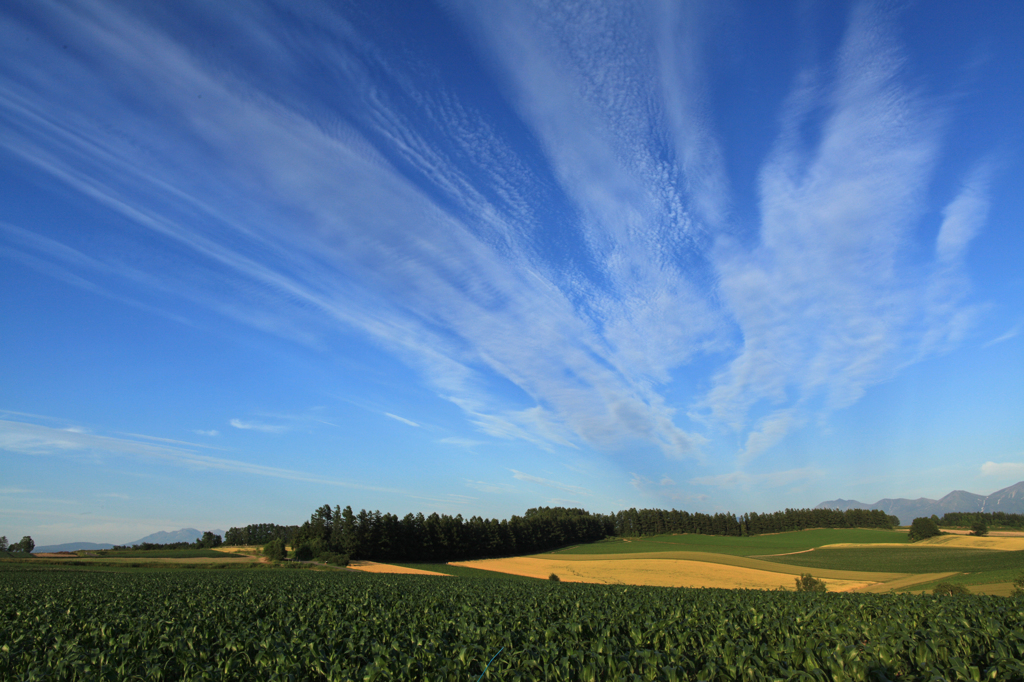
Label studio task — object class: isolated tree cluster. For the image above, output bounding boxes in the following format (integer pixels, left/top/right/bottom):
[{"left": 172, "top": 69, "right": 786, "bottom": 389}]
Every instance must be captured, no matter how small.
[
  {"left": 794, "top": 573, "right": 827, "bottom": 592},
  {"left": 1, "top": 535, "right": 34, "bottom": 553},
  {"left": 907, "top": 517, "right": 942, "bottom": 542}
]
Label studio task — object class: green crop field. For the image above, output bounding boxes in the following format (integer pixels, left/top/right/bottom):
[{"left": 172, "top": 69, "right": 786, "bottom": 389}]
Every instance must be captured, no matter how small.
[
  {"left": 2, "top": 566, "right": 1022, "bottom": 681},
  {"left": 551, "top": 528, "right": 908, "bottom": 557},
  {"left": 83, "top": 549, "right": 230, "bottom": 559},
  {"left": 762, "top": 547, "right": 1024, "bottom": 574}
]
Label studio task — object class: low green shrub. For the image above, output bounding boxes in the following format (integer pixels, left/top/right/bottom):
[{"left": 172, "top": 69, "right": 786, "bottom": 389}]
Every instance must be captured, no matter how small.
[
  {"left": 933, "top": 582, "right": 970, "bottom": 596},
  {"left": 317, "top": 551, "right": 349, "bottom": 567},
  {"left": 794, "top": 573, "right": 826, "bottom": 592}
]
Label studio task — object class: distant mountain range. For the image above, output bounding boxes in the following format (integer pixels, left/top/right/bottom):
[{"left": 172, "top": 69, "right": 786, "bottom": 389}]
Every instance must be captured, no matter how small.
[
  {"left": 33, "top": 541, "right": 115, "bottom": 553},
  {"left": 124, "top": 528, "right": 225, "bottom": 546},
  {"left": 817, "top": 481, "right": 1024, "bottom": 526},
  {"left": 34, "top": 528, "right": 224, "bottom": 554}
]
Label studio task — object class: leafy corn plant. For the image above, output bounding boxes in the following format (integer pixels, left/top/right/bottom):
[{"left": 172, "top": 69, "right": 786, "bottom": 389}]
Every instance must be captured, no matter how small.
[{"left": 1, "top": 568, "right": 1022, "bottom": 681}]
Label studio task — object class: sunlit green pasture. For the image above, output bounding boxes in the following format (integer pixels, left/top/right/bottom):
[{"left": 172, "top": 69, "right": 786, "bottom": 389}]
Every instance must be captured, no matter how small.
[
  {"left": 551, "top": 528, "right": 908, "bottom": 557},
  {"left": 906, "top": 569, "right": 1023, "bottom": 594}
]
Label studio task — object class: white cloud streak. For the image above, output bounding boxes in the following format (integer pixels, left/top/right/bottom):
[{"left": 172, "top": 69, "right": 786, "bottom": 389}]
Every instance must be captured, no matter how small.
[
  {"left": 510, "top": 469, "right": 590, "bottom": 496},
  {"left": 690, "top": 467, "right": 823, "bottom": 490},
  {"left": 0, "top": 418, "right": 398, "bottom": 493},
  {"left": 384, "top": 413, "right": 421, "bottom": 428},
  {"left": 983, "top": 325, "right": 1020, "bottom": 348},
  {"left": 229, "top": 419, "right": 287, "bottom": 434},
  {"left": 980, "top": 461, "right": 1024, "bottom": 478}
]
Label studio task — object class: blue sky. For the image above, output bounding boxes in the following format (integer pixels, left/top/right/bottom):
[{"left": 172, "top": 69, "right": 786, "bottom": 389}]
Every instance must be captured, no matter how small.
[{"left": 1, "top": 1, "right": 1022, "bottom": 545}]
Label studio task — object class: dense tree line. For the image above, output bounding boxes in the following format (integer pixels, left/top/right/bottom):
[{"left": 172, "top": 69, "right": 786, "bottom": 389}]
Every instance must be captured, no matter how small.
[
  {"left": 939, "top": 511, "right": 1024, "bottom": 530},
  {"left": 292, "top": 505, "right": 612, "bottom": 563},
  {"left": 285, "top": 503, "right": 896, "bottom": 563},
  {"left": 612, "top": 507, "right": 897, "bottom": 537},
  {"left": 224, "top": 523, "right": 299, "bottom": 546}
]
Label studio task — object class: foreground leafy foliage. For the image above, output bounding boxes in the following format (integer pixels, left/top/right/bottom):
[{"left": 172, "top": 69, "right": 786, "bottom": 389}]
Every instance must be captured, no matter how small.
[{"left": 2, "top": 569, "right": 1022, "bottom": 681}]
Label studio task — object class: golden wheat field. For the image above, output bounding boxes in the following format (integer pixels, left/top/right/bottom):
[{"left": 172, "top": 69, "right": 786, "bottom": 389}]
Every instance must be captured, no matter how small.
[{"left": 450, "top": 556, "right": 897, "bottom": 591}]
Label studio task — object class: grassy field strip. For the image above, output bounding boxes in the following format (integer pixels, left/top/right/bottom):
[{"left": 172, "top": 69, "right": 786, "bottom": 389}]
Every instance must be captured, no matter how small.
[
  {"left": 967, "top": 582, "right": 1016, "bottom": 597},
  {"left": 531, "top": 550, "right": 906, "bottom": 582},
  {"left": 552, "top": 528, "right": 909, "bottom": 557},
  {"left": 762, "top": 546, "right": 1024, "bottom": 574},
  {"left": 78, "top": 556, "right": 256, "bottom": 564},
  {"left": 347, "top": 560, "right": 449, "bottom": 576},
  {"left": 855, "top": 572, "right": 959, "bottom": 593},
  {"left": 14, "top": 556, "right": 257, "bottom": 565}
]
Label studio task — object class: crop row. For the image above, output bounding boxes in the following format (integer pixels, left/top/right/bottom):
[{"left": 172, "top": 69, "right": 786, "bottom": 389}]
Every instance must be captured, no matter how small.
[{"left": 2, "top": 569, "right": 1022, "bottom": 681}]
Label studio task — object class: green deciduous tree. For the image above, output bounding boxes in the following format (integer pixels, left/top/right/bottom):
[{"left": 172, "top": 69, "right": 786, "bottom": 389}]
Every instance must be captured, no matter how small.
[
  {"left": 970, "top": 520, "right": 988, "bottom": 537},
  {"left": 0, "top": 536, "right": 7, "bottom": 551},
  {"left": 11, "top": 536, "right": 34, "bottom": 553},
  {"left": 908, "top": 517, "right": 941, "bottom": 542},
  {"left": 262, "top": 538, "right": 286, "bottom": 561},
  {"left": 197, "top": 531, "right": 222, "bottom": 549},
  {"left": 293, "top": 541, "right": 314, "bottom": 561}
]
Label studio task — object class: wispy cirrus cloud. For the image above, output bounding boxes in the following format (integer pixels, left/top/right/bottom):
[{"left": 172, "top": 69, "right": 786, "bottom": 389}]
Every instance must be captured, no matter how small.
[
  {"left": 0, "top": 418, "right": 396, "bottom": 494},
  {"left": 0, "top": 0, "right": 993, "bottom": 478},
  {"left": 983, "top": 325, "right": 1020, "bottom": 348},
  {"left": 0, "top": 1, "right": 718, "bottom": 464},
  {"left": 229, "top": 419, "right": 287, "bottom": 434},
  {"left": 441, "top": 437, "right": 486, "bottom": 448},
  {"left": 690, "top": 467, "right": 823, "bottom": 490},
  {"left": 699, "top": 3, "right": 990, "bottom": 458},
  {"left": 384, "top": 413, "right": 420, "bottom": 428},
  {"left": 510, "top": 469, "right": 590, "bottom": 497}
]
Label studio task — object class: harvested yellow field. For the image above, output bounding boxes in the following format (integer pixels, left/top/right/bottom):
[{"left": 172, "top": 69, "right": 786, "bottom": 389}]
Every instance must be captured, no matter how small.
[
  {"left": 915, "top": 535, "right": 1024, "bottom": 551},
  {"left": 452, "top": 556, "right": 880, "bottom": 592},
  {"left": 32, "top": 553, "right": 77, "bottom": 558},
  {"left": 213, "top": 546, "right": 261, "bottom": 555},
  {"left": 347, "top": 560, "right": 449, "bottom": 576},
  {"left": 534, "top": 551, "right": 905, "bottom": 582}
]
